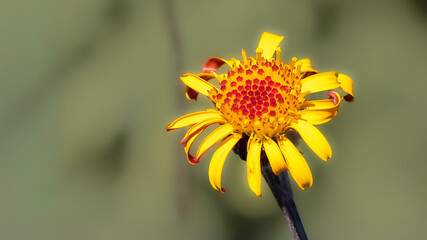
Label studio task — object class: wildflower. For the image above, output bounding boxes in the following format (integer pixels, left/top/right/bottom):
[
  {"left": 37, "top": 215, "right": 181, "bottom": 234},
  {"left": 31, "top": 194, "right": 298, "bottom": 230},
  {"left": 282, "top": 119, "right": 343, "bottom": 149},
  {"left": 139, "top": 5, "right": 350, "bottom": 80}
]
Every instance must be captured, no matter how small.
[{"left": 166, "top": 32, "right": 354, "bottom": 196}]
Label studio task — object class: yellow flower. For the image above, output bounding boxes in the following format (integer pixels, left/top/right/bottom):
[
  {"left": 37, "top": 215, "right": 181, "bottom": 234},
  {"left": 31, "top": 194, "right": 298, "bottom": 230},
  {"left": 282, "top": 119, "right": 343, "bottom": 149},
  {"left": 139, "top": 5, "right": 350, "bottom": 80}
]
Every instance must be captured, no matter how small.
[{"left": 166, "top": 32, "right": 354, "bottom": 196}]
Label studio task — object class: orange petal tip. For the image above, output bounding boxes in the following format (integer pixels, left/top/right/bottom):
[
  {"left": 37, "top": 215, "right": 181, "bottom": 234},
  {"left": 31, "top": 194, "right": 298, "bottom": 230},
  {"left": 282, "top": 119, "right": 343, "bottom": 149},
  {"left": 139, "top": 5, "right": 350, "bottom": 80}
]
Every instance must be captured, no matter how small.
[
  {"left": 188, "top": 156, "right": 199, "bottom": 164},
  {"left": 186, "top": 87, "right": 199, "bottom": 100},
  {"left": 344, "top": 94, "right": 354, "bottom": 102},
  {"left": 327, "top": 91, "right": 340, "bottom": 105},
  {"left": 203, "top": 57, "right": 227, "bottom": 73}
]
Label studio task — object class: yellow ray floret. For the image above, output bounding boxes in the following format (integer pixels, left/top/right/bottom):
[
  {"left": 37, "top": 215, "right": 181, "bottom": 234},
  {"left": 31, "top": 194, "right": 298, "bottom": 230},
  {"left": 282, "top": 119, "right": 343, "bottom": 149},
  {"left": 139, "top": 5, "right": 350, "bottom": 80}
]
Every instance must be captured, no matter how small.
[
  {"left": 257, "top": 32, "right": 285, "bottom": 59},
  {"left": 183, "top": 128, "right": 205, "bottom": 164},
  {"left": 302, "top": 99, "right": 340, "bottom": 110},
  {"left": 209, "top": 134, "right": 242, "bottom": 192},
  {"left": 289, "top": 119, "right": 332, "bottom": 161},
  {"left": 166, "top": 110, "right": 224, "bottom": 131},
  {"left": 337, "top": 73, "right": 354, "bottom": 101},
  {"left": 181, "top": 116, "right": 227, "bottom": 144},
  {"left": 246, "top": 135, "right": 262, "bottom": 196},
  {"left": 277, "top": 135, "right": 313, "bottom": 190},
  {"left": 296, "top": 59, "right": 318, "bottom": 74},
  {"left": 299, "top": 108, "right": 338, "bottom": 125},
  {"left": 301, "top": 71, "right": 340, "bottom": 94},
  {"left": 195, "top": 123, "right": 236, "bottom": 160},
  {"left": 180, "top": 74, "right": 219, "bottom": 97},
  {"left": 263, "top": 136, "right": 288, "bottom": 175}
]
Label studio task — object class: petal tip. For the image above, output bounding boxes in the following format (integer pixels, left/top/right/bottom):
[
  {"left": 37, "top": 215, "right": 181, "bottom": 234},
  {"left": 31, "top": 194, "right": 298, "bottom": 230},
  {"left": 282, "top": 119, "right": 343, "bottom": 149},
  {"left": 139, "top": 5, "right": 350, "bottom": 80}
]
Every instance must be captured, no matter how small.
[
  {"left": 298, "top": 183, "right": 310, "bottom": 190},
  {"left": 188, "top": 156, "right": 199, "bottom": 164},
  {"left": 273, "top": 168, "right": 287, "bottom": 176},
  {"left": 194, "top": 152, "right": 203, "bottom": 161},
  {"left": 323, "top": 154, "right": 331, "bottom": 161},
  {"left": 185, "top": 87, "right": 199, "bottom": 101},
  {"left": 327, "top": 91, "right": 340, "bottom": 105},
  {"left": 195, "top": 148, "right": 209, "bottom": 161},
  {"left": 203, "top": 57, "right": 227, "bottom": 73},
  {"left": 344, "top": 94, "right": 354, "bottom": 102}
]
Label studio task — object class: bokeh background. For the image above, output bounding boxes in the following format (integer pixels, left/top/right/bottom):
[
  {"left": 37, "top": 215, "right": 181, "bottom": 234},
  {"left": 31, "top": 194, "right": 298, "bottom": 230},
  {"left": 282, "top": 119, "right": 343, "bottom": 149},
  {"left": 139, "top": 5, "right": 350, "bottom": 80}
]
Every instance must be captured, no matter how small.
[{"left": 1, "top": 0, "right": 426, "bottom": 239}]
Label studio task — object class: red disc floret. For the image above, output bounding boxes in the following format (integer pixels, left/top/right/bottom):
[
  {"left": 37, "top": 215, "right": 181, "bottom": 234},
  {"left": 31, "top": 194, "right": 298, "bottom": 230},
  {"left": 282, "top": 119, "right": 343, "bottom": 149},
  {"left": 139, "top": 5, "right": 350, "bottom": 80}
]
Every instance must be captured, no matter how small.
[{"left": 213, "top": 56, "right": 303, "bottom": 135}]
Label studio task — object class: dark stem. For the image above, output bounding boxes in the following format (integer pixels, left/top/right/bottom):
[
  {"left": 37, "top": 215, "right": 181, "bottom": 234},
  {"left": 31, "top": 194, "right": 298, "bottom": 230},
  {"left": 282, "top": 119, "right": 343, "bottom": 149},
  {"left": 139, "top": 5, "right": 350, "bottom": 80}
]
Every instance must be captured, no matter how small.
[
  {"left": 233, "top": 131, "right": 308, "bottom": 240},
  {"left": 261, "top": 165, "right": 308, "bottom": 240}
]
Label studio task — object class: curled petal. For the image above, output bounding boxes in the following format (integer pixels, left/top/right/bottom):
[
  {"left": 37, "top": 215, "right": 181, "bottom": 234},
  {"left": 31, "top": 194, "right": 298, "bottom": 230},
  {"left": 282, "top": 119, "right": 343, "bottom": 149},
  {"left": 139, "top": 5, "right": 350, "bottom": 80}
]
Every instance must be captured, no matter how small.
[
  {"left": 302, "top": 99, "right": 337, "bottom": 110},
  {"left": 263, "top": 137, "right": 288, "bottom": 175},
  {"left": 182, "top": 118, "right": 226, "bottom": 164},
  {"left": 289, "top": 119, "right": 332, "bottom": 161},
  {"left": 166, "top": 110, "right": 223, "bottom": 131},
  {"left": 257, "top": 32, "right": 284, "bottom": 59},
  {"left": 209, "top": 134, "right": 242, "bottom": 192},
  {"left": 185, "top": 73, "right": 216, "bottom": 100},
  {"left": 181, "top": 73, "right": 219, "bottom": 98},
  {"left": 277, "top": 135, "right": 313, "bottom": 190},
  {"left": 181, "top": 116, "right": 226, "bottom": 144},
  {"left": 184, "top": 129, "right": 205, "bottom": 164},
  {"left": 296, "top": 58, "right": 318, "bottom": 74},
  {"left": 185, "top": 88, "right": 199, "bottom": 100},
  {"left": 337, "top": 74, "right": 355, "bottom": 102},
  {"left": 301, "top": 71, "right": 340, "bottom": 94},
  {"left": 299, "top": 109, "right": 337, "bottom": 125},
  {"left": 247, "top": 135, "right": 262, "bottom": 196},
  {"left": 301, "top": 91, "right": 342, "bottom": 111},
  {"left": 327, "top": 91, "right": 341, "bottom": 105},
  {"left": 203, "top": 57, "right": 232, "bottom": 73},
  {"left": 195, "top": 123, "right": 235, "bottom": 160}
]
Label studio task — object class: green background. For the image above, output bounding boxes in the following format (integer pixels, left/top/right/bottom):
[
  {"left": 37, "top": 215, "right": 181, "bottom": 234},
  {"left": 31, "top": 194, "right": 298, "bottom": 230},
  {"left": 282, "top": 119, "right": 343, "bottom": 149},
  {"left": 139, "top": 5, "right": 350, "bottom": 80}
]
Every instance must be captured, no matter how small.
[{"left": 0, "top": 0, "right": 426, "bottom": 239}]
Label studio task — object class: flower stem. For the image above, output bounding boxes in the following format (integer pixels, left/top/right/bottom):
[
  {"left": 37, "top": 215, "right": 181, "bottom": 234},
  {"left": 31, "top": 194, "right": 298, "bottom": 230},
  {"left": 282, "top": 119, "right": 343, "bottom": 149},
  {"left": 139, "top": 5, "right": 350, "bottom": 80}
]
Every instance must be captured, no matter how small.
[
  {"left": 233, "top": 132, "right": 307, "bottom": 240},
  {"left": 261, "top": 165, "right": 308, "bottom": 240}
]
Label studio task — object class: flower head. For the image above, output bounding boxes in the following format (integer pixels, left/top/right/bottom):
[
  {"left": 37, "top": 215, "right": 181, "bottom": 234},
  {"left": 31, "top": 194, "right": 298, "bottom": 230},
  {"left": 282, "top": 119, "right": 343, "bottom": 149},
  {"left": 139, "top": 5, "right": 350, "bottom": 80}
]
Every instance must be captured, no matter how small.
[{"left": 166, "top": 32, "right": 354, "bottom": 196}]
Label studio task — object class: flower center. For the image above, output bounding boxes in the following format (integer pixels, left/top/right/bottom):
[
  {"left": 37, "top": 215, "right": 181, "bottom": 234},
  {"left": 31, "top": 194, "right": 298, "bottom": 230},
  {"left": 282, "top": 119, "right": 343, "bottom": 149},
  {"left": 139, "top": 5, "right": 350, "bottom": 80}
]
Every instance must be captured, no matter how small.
[{"left": 211, "top": 50, "right": 306, "bottom": 137}]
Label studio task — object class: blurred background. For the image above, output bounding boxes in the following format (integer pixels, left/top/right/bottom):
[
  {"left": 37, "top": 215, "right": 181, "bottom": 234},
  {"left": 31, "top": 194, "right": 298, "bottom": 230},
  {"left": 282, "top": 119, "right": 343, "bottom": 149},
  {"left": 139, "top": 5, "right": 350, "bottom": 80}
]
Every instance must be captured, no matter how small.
[{"left": 0, "top": 0, "right": 426, "bottom": 239}]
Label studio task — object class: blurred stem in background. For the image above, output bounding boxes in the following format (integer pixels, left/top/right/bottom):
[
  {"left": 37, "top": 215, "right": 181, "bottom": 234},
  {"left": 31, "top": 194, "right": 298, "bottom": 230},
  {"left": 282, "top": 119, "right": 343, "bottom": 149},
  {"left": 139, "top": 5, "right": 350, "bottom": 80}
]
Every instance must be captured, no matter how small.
[{"left": 160, "top": 0, "right": 192, "bottom": 221}]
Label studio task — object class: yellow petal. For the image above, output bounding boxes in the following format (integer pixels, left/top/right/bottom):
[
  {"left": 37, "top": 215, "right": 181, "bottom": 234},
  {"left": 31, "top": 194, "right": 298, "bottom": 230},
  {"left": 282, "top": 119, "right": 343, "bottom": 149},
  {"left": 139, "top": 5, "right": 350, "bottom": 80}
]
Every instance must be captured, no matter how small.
[
  {"left": 263, "top": 137, "right": 287, "bottom": 175},
  {"left": 337, "top": 73, "right": 355, "bottom": 102},
  {"left": 301, "top": 71, "right": 340, "bottom": 94},
  {"left": 195, "top": 123, "right": 235, "bottom": 160},
  {"left": 246, "top": 135, "right": 262, "bottom": 196},
  {"left": 181, "top": 116, "right": 226, "bottom": 144},
  {"left": 166, "top": 110, "right": 223, "bottom": 131},
  {"left": 185, "top": 73, "right": 216, "bottom": 100},
  {"left": 302, "top": 99, "right": 337, "bottom": 110},
  {"left": 257, "top": 32, "right": 284, "bottom": 59},
  {"left": 180, "top": 73, "right": 219, "bottom": 97},
  {"left": 197, "top": 72, "right": 215, "bottom": 79},
  {"left": 184, "top": 129, "right": 204, "bottom": 164},
  {"left": 300, "top": 92, "right": 341, "bottom": 125},
  {"left": 182, "top": 117, "right": 228, "bottom": 164},
  {"left": 277, "top": 135, "right": 313, "bottom": 190},
  {"left": 209, "top": 134, "right": 242, "bottom": 192},
  {"left": 299, "top": 108, "right": 338, "bottom": 125},
  {"left": 289, "top": 119, "right": 332, "bottom": 161},
  {"left": 296, "top": 58, "right": 318, "bottom": 73}
]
